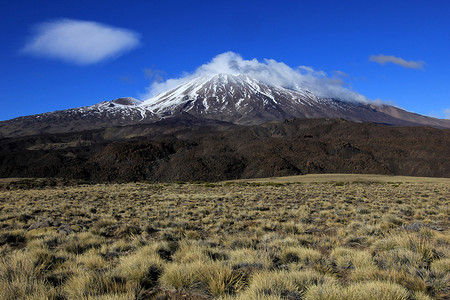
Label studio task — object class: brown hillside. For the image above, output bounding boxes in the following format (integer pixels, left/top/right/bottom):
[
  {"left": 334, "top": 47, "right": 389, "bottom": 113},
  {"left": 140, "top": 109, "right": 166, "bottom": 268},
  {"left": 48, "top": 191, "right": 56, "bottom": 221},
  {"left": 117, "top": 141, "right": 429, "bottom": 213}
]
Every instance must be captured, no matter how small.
[{"left": 0, "top": 118, "right": 449, "bottom": 182}]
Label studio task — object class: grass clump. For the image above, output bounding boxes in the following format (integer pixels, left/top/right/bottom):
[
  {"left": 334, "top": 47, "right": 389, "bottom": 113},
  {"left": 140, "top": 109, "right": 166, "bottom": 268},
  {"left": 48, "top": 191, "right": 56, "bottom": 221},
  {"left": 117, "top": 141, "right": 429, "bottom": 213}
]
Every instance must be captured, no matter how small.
[
  {"left": 344, "top": 281, "right": 410, "bottom": 300},
  {"left": 242, "top": 269, "right": 336, "bottom": 299},
  {"left": 115, "top": 245, "right": 164, "bottom": 290},
  {"left": 161, "top": 260, "right": 244, "bottom": 297},
  {"left": 304, "top": 281, "right": 410, "bottom": 300},
  {"left": 280, "top": 246, "right": 322, "bottom": 266},
  {"left": 0, "top": 250, "right": 57, "bottom": 299},
  {"left": 63, "top": 268, "right": 130, "bottom": 299}
]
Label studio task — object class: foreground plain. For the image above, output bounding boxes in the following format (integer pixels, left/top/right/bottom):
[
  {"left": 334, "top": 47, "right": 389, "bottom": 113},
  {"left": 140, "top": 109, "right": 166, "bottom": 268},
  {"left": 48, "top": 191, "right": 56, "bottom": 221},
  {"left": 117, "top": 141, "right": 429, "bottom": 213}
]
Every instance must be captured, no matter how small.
[{"left": 0, "top": 176, "right": 449, "bottom": 299}]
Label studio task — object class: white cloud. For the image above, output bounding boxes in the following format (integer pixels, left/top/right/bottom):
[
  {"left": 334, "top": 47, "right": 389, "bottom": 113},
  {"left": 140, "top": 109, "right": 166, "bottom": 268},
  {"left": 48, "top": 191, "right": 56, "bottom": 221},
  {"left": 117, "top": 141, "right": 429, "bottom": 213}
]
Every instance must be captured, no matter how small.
[
  {"left": 21, "top": 19, "right": 140, "bottom": 65},
  {"left": 145, "top": 51, "right": 368, "bottom": 103},
  {"left": 369, "top": 54, "right": 424, "bottom": 70}
]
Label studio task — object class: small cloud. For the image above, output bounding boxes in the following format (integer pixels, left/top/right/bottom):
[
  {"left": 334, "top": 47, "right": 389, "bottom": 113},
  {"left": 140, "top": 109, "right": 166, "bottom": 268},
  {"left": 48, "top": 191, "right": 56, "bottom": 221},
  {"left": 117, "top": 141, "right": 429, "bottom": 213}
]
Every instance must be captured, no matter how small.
[
  {"left": 369, "top": 54, "right": 425, "bottom": 70},
  {"left": 332, "top": 70, "right": 349, "bottom": 78},
  {"left": 120, "top": 76, "right": 132, "bottom": 83},
  {"left": 331, "top": 70, "right": 350, "bottom": 79},
  {"left": 428, "top": 108, "right": 450, "bottom": 119},
  {"left": 144, "top": 68, "right": 166, "bottom": 83},
  {"left": 444, "top": 108, "right": 450, "bottom": 119},
  {"left": 372, "top": 98, "right": 396, "bottom": 107},
  {"left": 21, "top": 19, "right": 140, "bottom": 65},
  {"left": 298, "top": 66, "right": 326, "bottom": 77}
]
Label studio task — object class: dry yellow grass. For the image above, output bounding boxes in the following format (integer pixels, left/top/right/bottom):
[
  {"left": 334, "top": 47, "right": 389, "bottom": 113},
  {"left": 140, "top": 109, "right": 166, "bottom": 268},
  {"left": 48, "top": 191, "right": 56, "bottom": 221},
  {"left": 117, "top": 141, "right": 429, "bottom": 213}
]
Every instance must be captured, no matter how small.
[{"left": 0, "top": 175, "right": 448, "bottom": 299}]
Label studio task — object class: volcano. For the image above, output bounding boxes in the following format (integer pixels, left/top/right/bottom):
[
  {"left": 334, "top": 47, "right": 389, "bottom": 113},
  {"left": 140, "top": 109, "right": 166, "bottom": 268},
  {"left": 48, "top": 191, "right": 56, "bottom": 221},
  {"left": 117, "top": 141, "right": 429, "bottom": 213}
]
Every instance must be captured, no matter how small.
[{"left": 1, "top": 73, "right": 449, "bottom": 138}]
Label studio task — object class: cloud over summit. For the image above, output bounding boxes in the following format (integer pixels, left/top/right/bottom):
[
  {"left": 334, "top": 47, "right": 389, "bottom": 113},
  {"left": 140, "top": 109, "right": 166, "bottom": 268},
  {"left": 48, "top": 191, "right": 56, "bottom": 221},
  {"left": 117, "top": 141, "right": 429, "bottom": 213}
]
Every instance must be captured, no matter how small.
[
  {"left": 22, "top": 19, "right": 140, "bottom": 65},
  {"left": 145, "top": 52, "right": 368, "bottom": 103}
]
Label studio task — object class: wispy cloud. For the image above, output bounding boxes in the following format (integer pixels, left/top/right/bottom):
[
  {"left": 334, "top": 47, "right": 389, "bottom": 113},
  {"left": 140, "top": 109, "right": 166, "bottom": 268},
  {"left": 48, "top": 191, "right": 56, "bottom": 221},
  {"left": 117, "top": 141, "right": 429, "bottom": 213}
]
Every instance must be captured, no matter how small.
[
  {"left": 120, "top": 76, "right": 132, "bottom": 83},
  {"left": 145, "top": 52, "right": 369, "bottom": 103},
  {"left": 369, "top": 54, "right": 425, "bottom": 69},
  {"left": 332, "top": 70, "right": 349, "bottom": 78},
  {"left": 21, "top": 19, "right": 140, "bottom": 65},
  {"left": 444, "top": 108, "right": 450, "bottom": 119},
  {"left": 144, "top": 68, "right": 166, "bottom": 83}
]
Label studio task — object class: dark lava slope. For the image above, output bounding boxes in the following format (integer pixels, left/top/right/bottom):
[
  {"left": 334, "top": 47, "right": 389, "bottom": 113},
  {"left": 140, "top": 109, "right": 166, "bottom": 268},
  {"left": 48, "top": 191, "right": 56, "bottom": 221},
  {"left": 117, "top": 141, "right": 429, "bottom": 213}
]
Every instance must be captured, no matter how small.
[{"left": 0, "top": 118, "right": 449, "bottom": 182}]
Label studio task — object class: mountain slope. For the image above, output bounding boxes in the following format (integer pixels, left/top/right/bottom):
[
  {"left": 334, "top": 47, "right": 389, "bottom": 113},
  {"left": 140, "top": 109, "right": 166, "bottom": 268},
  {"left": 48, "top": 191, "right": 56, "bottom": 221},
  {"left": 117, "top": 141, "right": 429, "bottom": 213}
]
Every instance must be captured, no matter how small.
[
  {"left": 142, "top": 73, "right": 450, "bottom": 127},
  {"left": 0, "top": 97, "right": 154, "bottom": 138},
  {"left": 1, "top": 74, "right": 450, "bottom": 138},
  {"left": 1, "top": 118, "right": 449, "bottom": 181}
]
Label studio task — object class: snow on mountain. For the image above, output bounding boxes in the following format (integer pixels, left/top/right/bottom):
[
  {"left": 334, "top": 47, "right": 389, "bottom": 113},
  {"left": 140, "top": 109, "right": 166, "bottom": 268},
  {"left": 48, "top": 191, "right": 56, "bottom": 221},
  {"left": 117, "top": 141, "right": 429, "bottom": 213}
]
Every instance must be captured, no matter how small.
[
  {"left": 1, "top": 74, "right": 450, "bottom": 138},
  {"left": 142, "top": 73, "right": 322, "bottom": 111},
  {"left": 140, "top": 73, "right": 345, "bottom": 123},
  {"left": 139, "top": 73, "right": 389, "bottom": 124},
  {"left": 0, "top": 97, "right": 153, "bottom": 138},
  {"left": 32, "top": 97, "right": 150, "bottom": 122}
]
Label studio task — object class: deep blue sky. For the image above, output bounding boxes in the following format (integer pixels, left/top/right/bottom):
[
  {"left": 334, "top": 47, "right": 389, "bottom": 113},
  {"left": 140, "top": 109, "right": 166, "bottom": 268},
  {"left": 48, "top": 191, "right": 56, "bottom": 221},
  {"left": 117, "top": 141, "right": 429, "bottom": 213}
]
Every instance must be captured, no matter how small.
[{"left": 1, "top": 0, "right": 449, "bottom": 121}]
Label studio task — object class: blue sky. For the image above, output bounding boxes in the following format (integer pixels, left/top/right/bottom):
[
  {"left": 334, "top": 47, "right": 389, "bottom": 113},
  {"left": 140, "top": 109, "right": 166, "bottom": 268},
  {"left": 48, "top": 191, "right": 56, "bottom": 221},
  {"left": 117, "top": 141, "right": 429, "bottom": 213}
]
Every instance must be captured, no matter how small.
[{"left": 1, "top": 0, "right": 449, "bottom": 121}]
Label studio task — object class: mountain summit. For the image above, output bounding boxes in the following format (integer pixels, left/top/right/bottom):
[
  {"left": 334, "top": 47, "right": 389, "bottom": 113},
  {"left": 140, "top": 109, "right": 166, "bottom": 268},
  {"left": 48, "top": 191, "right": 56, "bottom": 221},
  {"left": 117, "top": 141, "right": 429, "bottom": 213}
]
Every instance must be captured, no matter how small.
[
  {"left": 1, "top": 73, "right": 449, "bottom": 138},
  {"left": 141, "top": 73, "right": 449, "bottom": 127},
  {"left": 142, "top": 73, "right": 325, "bottom": 124}
]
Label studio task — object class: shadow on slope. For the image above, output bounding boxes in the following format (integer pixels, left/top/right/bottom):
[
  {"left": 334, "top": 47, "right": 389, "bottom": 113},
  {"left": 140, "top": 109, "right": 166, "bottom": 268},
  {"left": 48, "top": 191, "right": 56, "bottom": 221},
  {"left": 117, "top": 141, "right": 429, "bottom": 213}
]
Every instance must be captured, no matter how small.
[{"left": 0, "top": 118, "right": 449, "bottom": 182}]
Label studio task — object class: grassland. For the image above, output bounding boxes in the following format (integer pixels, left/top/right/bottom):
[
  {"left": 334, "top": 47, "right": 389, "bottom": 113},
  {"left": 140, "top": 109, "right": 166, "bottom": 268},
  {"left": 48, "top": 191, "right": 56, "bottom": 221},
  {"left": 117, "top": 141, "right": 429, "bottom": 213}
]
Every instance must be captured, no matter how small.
[{"left": 0, "top": 175, "right": 448, "bottom": 299}]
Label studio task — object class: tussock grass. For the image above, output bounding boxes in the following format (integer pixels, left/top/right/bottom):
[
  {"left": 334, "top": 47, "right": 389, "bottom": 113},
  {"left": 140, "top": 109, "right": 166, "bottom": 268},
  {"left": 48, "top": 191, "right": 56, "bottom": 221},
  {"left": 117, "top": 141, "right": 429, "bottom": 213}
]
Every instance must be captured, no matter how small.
[
  {"left": 0, "top": 250, "right": 57, "bottom": 300},
  {"left": 63, "top": 268, "right": 130, "bottom": 299},
  {"left": 344, "top": 281, "right": 410, "bottom": 300},
  {"left": 304, "top": 280, "right": 411, "bottom": 300},
  {"left": 280, "top": 246, "right": 322, "bottom": 266},
  {"left": 303, "top": 283, "right": 345, "bottom": 300},
  {"left": 115, "top": 245, "right": 163, "bottom": 290},
  {"left": 0, "top": 178, "right": 448, "bottom": 299},
  {"left": 243, "top": 269, "right": 337, "bottom": 299}
]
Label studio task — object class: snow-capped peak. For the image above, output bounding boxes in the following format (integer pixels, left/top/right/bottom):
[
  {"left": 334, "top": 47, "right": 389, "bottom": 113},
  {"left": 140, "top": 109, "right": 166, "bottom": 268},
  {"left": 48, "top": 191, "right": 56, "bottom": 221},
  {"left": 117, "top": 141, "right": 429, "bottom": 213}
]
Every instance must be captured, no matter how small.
[{"left": 140, "top": 73, "right": 320, "bottom": 114}]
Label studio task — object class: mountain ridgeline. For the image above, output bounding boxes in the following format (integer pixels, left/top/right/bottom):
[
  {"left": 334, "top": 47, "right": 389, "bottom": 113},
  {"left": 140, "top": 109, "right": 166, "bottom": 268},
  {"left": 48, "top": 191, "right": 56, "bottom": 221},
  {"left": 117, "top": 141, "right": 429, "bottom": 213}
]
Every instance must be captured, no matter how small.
[
  {"left": 0, "top": 73, "right": 449, "bottom": 181},
  {"left": 1, "top": 73, "right": 449, "bottom": 138}
]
